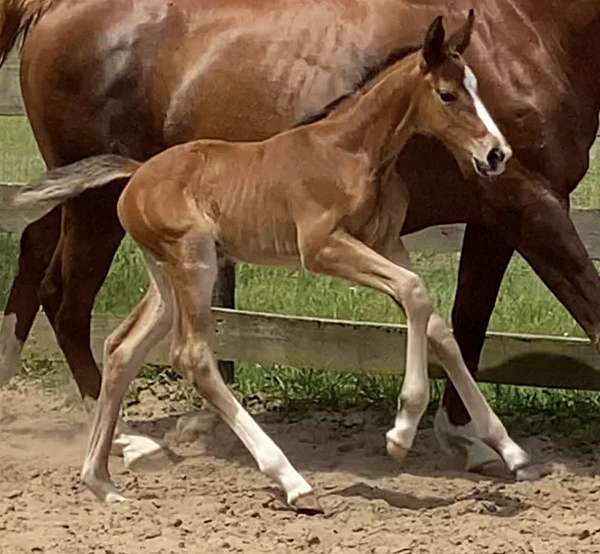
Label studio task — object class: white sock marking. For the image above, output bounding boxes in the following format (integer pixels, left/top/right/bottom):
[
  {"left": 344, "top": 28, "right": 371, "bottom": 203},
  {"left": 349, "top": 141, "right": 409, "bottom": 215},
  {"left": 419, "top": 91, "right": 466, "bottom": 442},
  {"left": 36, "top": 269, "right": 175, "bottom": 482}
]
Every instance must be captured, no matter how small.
[{"left": 82, "top": 396, "right": 167, "bottom": 469}]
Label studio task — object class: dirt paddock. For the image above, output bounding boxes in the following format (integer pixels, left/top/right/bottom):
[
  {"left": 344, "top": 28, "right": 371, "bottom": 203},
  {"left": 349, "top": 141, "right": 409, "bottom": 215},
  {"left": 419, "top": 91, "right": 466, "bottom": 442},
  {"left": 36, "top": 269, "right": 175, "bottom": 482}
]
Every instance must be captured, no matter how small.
[{"left": 0, "top": 380, "right": 599, "bottom": 554}]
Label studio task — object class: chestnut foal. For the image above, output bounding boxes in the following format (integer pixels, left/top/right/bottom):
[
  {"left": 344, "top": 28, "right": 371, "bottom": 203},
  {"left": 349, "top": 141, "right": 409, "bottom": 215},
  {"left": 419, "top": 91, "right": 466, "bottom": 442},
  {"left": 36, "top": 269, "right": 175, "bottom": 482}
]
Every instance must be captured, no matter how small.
[{"left": 15, "top": 13, "right": 528, "bottom": 512}]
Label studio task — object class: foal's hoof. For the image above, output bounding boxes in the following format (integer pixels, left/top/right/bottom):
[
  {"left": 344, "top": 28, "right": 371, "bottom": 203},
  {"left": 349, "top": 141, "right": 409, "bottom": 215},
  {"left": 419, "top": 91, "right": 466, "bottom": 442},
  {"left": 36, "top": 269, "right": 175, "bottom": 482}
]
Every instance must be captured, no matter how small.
[
  {"left": 502, "top": 444, "right": 531, "bottom": 474},
  {"left": 515, "top": 464, "right": 546, "bottom": 482},
  {"left": 386, "top": 439, "right": 409, "bottom": 462},
  {"left": 292, "top": 492, "right": 324, "bottom": 516},
  {"left": 81, "top": 472, "right": 129, "bottom": 504},
  {"left": 105, "top": 491, "right": 129, "bottom": 504}
]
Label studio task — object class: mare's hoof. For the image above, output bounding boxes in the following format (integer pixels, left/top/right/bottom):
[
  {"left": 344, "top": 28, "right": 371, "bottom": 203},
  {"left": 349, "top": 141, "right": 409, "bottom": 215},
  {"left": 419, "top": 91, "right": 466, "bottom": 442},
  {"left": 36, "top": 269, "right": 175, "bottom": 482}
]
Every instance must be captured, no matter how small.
[{"left": 292, "top": 492, "right": 324, "bottom": 516}]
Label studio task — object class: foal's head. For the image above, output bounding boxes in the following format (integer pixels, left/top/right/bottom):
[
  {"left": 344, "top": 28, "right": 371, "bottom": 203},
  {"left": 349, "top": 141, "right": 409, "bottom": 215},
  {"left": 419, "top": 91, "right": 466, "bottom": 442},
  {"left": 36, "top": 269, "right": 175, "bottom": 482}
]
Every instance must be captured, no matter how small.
[{"left": 414, "top": 11, "right": 511, "bottom": 178}]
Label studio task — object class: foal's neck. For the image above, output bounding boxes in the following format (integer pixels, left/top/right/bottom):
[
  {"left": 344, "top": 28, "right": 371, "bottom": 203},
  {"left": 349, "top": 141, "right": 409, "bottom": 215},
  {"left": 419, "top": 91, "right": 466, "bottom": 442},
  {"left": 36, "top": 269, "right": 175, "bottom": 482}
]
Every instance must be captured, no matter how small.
[{"left": 318, "top": 55, "right": 422, "bottom": 171}]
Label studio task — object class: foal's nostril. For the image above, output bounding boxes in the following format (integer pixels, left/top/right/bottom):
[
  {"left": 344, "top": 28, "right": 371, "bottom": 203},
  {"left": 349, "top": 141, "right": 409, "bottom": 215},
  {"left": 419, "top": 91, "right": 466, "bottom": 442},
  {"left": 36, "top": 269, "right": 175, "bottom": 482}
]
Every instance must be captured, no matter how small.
[{"left": 487, "top": 147, "right": 505, "bottom": 168}]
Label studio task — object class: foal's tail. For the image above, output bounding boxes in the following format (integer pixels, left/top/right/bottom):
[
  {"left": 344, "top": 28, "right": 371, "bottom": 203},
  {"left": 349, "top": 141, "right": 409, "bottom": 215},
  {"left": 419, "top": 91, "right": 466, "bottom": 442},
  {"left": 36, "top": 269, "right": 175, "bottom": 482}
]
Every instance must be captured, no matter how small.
[{"left": 9, "top": 155, "right": 140, "bottom": 233}]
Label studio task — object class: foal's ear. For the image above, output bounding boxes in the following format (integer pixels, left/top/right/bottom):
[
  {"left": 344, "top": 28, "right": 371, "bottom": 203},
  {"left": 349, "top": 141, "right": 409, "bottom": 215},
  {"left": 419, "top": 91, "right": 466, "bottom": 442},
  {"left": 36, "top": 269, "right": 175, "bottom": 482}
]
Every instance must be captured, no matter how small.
[
  {"left": 448, "top": 9, "right": 475, "bottom": 55},
  {"left": 422, "top": 16, "right": 446, "bottom": 71}
]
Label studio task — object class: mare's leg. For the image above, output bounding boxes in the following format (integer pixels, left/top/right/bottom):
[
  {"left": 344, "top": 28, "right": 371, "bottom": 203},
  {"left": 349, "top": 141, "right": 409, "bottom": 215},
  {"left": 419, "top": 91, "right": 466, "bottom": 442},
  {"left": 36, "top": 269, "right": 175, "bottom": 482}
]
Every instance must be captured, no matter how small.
[
  {"left": 212, "top": 260, "right": 236, "bottom": 382},
  {"left": 166, "top": 237, "right": 320, "bottom": 513},
  {"left": 81, "top": 255, "right": 174, "bottom": 502},
  {"left": 435, "top": 224, "right": 515, "bottom": 470},
  {"left": 0, "top": 210, "right": 60, "bottom": 384},
  {"left": 38, "top": 185, "right": 124, "bottom": 400}
]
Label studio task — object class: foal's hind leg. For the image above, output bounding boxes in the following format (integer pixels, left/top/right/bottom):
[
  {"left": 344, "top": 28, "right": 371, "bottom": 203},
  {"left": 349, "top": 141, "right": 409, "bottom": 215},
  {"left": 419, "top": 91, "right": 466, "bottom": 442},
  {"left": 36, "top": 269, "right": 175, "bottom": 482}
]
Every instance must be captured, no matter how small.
[
  {"left": 39, "top": 188, "right": 167, "bottom": 466},
  {"left": 166, "top": 236, "right": 320, "bottom": 513},
  {"left": 81, "top": 255, "right": 173, "bottom": 502}
]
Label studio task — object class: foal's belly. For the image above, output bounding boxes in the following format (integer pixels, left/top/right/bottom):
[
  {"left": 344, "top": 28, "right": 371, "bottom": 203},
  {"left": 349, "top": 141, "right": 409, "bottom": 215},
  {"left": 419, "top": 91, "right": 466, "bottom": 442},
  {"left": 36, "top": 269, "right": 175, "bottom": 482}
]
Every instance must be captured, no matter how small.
[
  {"left": 212, "top": 183, "right": 302, "bottom": 268},
  {"left": 216, "top": 226, "right": 302, "bottom": 268}
]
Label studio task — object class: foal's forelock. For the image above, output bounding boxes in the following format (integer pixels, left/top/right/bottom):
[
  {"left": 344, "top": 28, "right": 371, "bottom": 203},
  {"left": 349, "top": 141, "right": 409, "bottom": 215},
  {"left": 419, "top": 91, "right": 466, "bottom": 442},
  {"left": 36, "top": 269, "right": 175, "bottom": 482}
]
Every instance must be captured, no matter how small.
[{"left": 462, "top": 65, "right": 506, "bottom": 145}]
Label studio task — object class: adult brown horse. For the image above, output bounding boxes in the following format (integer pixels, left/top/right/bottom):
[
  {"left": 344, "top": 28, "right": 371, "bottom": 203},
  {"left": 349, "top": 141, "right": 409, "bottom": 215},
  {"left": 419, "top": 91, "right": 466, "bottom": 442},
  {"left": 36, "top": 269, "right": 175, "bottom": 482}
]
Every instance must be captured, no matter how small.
[{"left": 1, "top": 0, "right": 599, "bottom": 470}]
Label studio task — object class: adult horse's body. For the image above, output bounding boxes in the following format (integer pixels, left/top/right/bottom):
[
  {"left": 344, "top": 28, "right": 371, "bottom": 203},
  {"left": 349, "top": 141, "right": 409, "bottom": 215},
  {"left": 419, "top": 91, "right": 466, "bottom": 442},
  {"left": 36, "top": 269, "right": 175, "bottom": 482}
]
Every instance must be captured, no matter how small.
[{"left": 1, "top": 0, "right": 600, "bottom": 468}]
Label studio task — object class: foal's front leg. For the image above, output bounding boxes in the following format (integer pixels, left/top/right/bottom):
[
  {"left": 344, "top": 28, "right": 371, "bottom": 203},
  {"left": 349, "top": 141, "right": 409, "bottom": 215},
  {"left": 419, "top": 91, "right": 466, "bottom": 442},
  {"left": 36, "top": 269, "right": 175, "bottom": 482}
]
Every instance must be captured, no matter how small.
[
  {"left": 386, "top": 244, "right": 530, "bottom": 474},
  {"left": 300, "top": 231, "right": 433, "bottom": 458}
]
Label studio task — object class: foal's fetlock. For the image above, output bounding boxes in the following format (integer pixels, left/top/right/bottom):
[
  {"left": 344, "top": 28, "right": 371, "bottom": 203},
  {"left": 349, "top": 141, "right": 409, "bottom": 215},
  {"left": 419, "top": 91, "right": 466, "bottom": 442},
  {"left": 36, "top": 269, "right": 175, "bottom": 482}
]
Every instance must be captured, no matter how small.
[
  {"left": 385, "top": 427, "right": 414, "bottom": 462},
  {"left": 498, "top": 440, "right": 530, "bottom": 474},
  {"left": 81, "top": 466, "right": 127, "bottom": 504},
  {"left": 290, "top": 490, "right": 324, "bottom": 516}
]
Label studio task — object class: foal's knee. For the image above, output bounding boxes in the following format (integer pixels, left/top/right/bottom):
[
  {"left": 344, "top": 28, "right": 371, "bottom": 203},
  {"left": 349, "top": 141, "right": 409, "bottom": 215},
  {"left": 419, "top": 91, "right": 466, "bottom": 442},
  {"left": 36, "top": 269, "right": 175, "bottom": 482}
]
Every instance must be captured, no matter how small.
[
  {"left": 397, "top": 274, "right": 432, "bottom": 322},
  {"left": 427, "top": 314, "right": 461, "bottom": 361}
]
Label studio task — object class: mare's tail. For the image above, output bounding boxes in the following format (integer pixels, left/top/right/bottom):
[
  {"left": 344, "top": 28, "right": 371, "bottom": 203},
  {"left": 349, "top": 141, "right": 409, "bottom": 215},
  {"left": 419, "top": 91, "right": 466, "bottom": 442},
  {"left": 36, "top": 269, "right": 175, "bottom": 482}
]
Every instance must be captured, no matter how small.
[{"left": 8, "top": 155, "right": 140, "bottom": 234}]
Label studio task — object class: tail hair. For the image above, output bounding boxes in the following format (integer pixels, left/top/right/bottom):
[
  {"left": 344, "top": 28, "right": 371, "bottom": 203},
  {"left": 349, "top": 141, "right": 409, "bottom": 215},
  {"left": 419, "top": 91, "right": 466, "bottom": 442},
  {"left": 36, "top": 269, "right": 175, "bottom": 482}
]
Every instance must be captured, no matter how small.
[{"left": 9, "top": 154, "right": 140, "bottom": 233}]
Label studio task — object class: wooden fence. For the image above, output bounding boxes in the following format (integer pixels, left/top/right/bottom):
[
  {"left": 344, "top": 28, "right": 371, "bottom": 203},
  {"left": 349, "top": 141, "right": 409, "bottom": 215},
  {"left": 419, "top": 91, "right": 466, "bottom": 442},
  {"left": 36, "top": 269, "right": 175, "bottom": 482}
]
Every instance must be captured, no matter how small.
[{"left": 2, "top": 56, "right": 600, "bottom": 390}]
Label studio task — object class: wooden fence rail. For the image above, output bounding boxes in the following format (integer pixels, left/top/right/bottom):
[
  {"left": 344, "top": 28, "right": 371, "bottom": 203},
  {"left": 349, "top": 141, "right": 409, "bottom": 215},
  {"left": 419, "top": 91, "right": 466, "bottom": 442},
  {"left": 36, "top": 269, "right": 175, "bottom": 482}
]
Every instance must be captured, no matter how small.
[{"left": 6, "top": 309, "right": 600, "bottom": 391}]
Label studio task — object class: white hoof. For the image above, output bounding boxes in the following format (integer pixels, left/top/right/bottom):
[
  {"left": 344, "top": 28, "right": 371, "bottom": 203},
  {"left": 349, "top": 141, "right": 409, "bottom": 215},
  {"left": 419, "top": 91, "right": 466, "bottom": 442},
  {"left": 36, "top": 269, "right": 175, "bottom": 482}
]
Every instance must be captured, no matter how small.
[
  {"left": 385, "top": 428, "right": 412, "bottom": 462},
  {"left": 465, "top": 440, "right": 505, "bottom": 472},
  {"left": 286, "top": 481, "right": 316, "bottom": 506},
  {"left": 515, "top": 464, "right": 545, "bottom": 481},
  {"left": 434, "top": 407, "right": 503, "bottom": 470},
  {"left": 499, "top": 441, "right": 530, "bottom": 473},
  {"left": 114, "top": 433, "right": 172, "bottom": 471},
  {"left": 105, "top": 491, "right": 129, "bottom": 504}
]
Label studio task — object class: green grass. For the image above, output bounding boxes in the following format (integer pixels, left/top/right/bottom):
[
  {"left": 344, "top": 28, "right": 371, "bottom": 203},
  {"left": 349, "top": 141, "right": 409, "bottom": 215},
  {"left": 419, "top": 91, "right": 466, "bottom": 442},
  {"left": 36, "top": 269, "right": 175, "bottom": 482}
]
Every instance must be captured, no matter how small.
[{"left": 2, "top": 116, "right": 600, "bottom": 439}]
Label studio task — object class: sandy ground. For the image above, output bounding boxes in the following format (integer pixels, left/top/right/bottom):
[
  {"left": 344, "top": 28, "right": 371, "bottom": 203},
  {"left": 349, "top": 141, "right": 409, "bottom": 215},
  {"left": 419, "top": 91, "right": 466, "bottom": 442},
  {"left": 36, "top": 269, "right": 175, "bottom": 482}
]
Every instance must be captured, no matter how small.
[{"left": 0, "top": 380, "right": 599, "bottom": 554}]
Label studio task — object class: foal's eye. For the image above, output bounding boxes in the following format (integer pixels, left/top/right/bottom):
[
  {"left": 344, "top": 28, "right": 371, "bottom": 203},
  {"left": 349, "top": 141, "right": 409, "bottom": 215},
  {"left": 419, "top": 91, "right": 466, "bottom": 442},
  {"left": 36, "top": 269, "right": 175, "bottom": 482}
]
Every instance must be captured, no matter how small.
[{"left": 438, "top": 91, "right": 458, "bottom": 103}]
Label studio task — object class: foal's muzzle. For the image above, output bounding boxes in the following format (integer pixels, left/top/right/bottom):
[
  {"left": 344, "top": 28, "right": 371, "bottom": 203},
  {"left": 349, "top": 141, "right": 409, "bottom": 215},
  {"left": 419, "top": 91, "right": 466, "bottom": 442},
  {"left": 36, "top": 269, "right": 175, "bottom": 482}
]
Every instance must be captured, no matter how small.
[{"left": 473, "top": 144, "right": 512, "bottom": 178}]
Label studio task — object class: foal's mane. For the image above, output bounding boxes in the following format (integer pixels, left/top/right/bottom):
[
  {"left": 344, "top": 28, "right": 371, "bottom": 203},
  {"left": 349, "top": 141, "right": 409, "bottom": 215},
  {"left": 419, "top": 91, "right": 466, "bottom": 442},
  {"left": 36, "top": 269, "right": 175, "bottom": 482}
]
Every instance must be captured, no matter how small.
[
  {"left": 294, "top": 43, "right": 422, "bottom": 127},
  {"left": 0, "top": 0, "right": 54, "bottom": 66}
]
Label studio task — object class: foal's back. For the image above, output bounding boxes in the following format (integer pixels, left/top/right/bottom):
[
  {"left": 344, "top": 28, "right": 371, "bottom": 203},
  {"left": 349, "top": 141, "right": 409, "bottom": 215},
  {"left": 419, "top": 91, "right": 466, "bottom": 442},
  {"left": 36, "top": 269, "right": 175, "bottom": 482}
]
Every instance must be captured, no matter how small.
[{"left": 119, "top": 131, "right": 375, "bottom": 265}]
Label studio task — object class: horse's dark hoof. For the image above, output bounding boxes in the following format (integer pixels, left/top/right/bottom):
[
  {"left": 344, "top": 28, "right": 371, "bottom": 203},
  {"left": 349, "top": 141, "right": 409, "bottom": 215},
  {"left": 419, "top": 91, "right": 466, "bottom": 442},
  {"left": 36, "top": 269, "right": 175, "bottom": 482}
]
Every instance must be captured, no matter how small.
[{"left": 292, "top": 492, "right": 324, "bottom": 515}]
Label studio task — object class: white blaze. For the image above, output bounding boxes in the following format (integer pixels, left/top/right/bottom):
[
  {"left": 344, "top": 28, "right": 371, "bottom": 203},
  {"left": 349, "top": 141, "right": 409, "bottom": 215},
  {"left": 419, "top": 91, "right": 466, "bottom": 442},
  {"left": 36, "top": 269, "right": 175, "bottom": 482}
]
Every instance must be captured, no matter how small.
[{"left": 463, "top": 65, "right": 508, "bottom": 147}]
